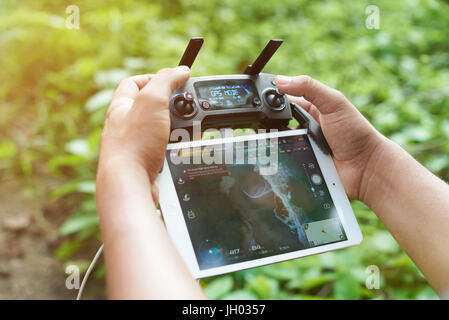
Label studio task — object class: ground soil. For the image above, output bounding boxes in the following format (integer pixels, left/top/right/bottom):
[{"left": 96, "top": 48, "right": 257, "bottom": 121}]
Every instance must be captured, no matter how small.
[{"left": 0, "top": 177, "right": 106, "bottom": 299}]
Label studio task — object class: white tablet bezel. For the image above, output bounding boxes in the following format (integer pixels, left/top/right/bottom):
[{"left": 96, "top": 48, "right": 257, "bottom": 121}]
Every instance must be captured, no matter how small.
[{"left": 156, "top": 129, "right": 362, "bottom": 279}]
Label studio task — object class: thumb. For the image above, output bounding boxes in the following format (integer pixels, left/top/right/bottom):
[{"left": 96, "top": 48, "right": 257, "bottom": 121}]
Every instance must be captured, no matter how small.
[
  {"left": 135, "top": 66, "right": 190, "bottom": 110},
  {"left": 275, "top": 75, "right": 349, "bottom": 115}
]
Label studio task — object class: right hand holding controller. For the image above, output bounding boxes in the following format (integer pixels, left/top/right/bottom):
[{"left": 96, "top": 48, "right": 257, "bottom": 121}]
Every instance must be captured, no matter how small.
[{"left": 275, "top": 75, "right": 388, "bottom": 202}]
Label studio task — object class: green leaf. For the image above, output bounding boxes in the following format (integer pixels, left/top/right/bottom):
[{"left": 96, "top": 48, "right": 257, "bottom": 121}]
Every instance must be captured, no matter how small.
[
  {"left": 369, "top": 231, "right": 400, "bottom": 254},
  {"left": 202, "top": 130, "right": 222, "bottom": 140},
  {"left": 94, "top": 69, "right": 131, "bottom": 88},
  {"left": 222, "top": 290, "right": 258, "bottom": 300},
  {"left": 59, "top": 213, "right": 99, "bottom": 236},
  {"left": 302, "top": 274, "right": 335, "bottom": 290},
  {"left": 85, "top": 89, "right": 114, "bottom": 112},
  {"left": 66, "top": 139, "right": 90, "bottom": 157},
  {"left": 247, "top": 274, "right": 279, "bottom": 299},
  {"left": 95, "top": 263, "right": 106, "bottom": 278},
  {"left": 261, "top": 263, "right": 299, "bottom": 281},
  {"left": 204, "top": 276, "right": 234, "bottom": 299},
  {"left": 0, "top": 140, "right": 17, "bottom": 159},
  {"left": 54, "top": 239, "right": 83, "bottom": 260},
  {"left": 415, "top": 287, "right": 439, "bottom": 300},
  {"left": 50, "top": 180, "right": 95, "bottom": 199},
  {"left": 288, "top": 118, "right": 299, "bottom": 128},
  {"left": 77, "top": 181, "right": 96, "bottom": 194},
  {"left": 233, "top": 128, "right": 256, "bottom": 136},
  {"left": 333, "top": 272, "right": 361, "bottom": 300},
  {"left": 64, "top": 259, "right": 91, "bottom": 274},
  {"left": 20, "top": 150, "right": 33, "bottom": 175},
  {"left": 50, "top": 180, "right": 80, "bottom": 199},
  {"left": 47, "top": 154, "right": 86, "bottom": 174},
  {"left": 426, "top": 155, "right": 449, "bottom": 172}
]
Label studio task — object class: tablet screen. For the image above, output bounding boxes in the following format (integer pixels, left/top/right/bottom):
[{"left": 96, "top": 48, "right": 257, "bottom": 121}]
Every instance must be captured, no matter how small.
[{"left": 166, "top": 133, "right": 347, "bottom": 270}]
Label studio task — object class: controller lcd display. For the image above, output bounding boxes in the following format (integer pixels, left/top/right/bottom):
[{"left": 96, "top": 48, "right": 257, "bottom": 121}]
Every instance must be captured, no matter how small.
[{"left": 194, "top": 79, "right": 259, "bottom": 110}]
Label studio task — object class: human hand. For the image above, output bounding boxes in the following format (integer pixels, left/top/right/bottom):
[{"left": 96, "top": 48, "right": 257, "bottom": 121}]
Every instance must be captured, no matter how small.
[
  {"left": 98, "top": 66, "right": 190, "bottom": 202},
  {"left": 95, "top": 67, "right": 207, "bottom": 299},
  {"left": 275, "top": 75, "right": 388, "bottom": 201}
]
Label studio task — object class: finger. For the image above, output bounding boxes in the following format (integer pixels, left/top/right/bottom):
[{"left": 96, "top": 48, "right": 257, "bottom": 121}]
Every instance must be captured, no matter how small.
[
  {"left": 275, "top": 75, "right": 349, "bottom": 115},
  {"left": 151, "top": 182, "right": 160, "bottom": 206},
  {"left": 136, "top": 66, "right": 190, "bottom": 111},
  {"left": 112, "top": 74, "right": 153, "bottom": 101},
  {"left": 287, "top": 95, "right": 321, "bottom": 124},
  {"left": 107, "top": 74, "right": 153, "bottom": 118}
]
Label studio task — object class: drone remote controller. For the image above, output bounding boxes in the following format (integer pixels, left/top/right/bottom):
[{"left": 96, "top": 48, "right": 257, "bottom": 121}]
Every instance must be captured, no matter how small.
[
  {"left": 169, "top": 37, "right": 331, "bottom": 154},
  {"left": 170, "top": 38, "right": 292, "bottom": 131}
]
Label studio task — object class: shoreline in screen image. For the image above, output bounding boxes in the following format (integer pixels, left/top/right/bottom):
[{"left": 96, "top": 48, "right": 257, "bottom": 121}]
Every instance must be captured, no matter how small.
[{"left": 166, "top": 134, "right": 347, "bottom": 270}]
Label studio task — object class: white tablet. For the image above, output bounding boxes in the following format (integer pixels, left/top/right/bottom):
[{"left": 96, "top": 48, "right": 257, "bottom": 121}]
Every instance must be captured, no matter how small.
[{"left": 156, "top": 129, "right": 362, "bottom": 279}]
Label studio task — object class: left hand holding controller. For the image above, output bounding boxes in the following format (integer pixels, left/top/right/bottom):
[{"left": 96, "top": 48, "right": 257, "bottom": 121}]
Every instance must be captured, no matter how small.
[
  {"left": 98, "top": 66, "right": 190, "bottom": 203},
  {"left": 95, "top": 66, "right": 206, "bottom": 299}
]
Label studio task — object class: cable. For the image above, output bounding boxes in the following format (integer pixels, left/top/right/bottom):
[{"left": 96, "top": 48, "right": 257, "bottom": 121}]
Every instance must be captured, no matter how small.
[
  {"left": 75, "top": 210, "right": 162, "bottom": 300},
  {"left": 76, "top": 243, "right": 104, "bottom": 300}
]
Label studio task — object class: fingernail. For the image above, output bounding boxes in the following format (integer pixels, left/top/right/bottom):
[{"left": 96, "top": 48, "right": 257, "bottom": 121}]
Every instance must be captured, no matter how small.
[
  {"left": 176, "top": 65, "right": 190, "bottom": 73},
  {"left": 275, "top": 75, "right": 291, "bottom": 86}
]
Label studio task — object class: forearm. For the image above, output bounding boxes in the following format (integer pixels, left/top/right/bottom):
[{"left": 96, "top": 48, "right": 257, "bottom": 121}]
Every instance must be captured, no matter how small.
[
  {"left": 361, "top": 138, "right": 449, "bottom": 295},
  {"left": 96, "top": 159, "right": 206, "bottom": 299}
]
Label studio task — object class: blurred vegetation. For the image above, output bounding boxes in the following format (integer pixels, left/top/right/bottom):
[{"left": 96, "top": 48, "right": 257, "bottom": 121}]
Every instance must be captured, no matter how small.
[{"left": 1, "top": 0, "right": 448, "bottom": 299}]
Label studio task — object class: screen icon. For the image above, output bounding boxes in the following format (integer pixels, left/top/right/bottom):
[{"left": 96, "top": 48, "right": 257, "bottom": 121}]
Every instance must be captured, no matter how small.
[
  {"left": 199, "top": 240, "right": 224, "bottom": 264},
  {"left": 311, "top": 174, "right": 323, "bottom": 185},
  {"left": 187, "top": 210, "right": 196, "bottom": 219}
]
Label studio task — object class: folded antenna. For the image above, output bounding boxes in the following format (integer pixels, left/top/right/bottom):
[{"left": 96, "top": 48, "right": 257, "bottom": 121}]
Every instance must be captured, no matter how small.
[
  {"left": 178, "top": 37, "right": 204, "bottom": 68},
  {"left": 244, "top": 39, "right": 283, "bottom": 75}
]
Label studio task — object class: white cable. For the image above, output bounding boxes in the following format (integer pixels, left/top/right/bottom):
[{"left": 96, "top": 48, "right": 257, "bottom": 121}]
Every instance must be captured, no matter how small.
[
  {"left": 75, "top": 211, "right": 161, "bottom": 299},
  {"left": 76, "top": 243, "right": 104, "bottom": 300}
]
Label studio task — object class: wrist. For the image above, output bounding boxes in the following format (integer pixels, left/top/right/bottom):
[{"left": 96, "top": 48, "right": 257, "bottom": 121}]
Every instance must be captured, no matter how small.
[
  {"left": 96, "top": 154, "right": 155, "bottom": 212},
  {"left": 358, "top": 136, "right": 406, "bottom": 208},
  {"left": 95, "top": 154, "right": 161, "bottom": 249},
  {"left": 97, "top": 151, "right": 148, "bottom": 179}
]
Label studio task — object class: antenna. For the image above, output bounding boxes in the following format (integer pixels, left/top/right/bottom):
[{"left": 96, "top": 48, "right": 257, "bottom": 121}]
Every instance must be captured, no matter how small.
[
  {"left": 178, "top": 37, "right": 204, "bottom": 68},
  {"left": 244, "top": 39, "right": 283, "bottom": 75}
]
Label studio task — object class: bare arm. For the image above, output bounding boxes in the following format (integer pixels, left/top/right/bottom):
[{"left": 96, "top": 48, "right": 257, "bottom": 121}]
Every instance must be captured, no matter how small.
[
  {"left": 276, "top": 75, "right": 449, "bottom": 296},
  {"left": 362, "top": 139, "right": 449, "bottom": 295},
  {"left": 96, "top": 68, "right": 205, "bottom": 299}
]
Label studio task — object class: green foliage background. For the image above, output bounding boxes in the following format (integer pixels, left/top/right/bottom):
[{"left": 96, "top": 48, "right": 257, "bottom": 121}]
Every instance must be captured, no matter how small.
[{"left": 1, "top": 0, "right": 448, "bottom": 299}]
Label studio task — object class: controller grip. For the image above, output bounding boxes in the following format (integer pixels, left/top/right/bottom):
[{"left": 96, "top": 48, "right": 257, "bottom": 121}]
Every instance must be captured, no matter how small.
[{"left": 290, "top": 103, "right": 331, "bottom": 155}]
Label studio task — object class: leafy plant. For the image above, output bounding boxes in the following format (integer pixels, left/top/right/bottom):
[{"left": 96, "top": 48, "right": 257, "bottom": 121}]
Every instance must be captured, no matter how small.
[{"left": 1, "top": 0, "right": 447, "bottom": 299}]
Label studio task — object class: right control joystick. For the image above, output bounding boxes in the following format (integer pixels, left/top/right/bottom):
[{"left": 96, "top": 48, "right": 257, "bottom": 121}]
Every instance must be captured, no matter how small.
[
  {"left": 264, "top": 88, "right": 285, "bottom": 110},
  {"left": 173, "top": 92, "right": 197, "bottom": 117}
]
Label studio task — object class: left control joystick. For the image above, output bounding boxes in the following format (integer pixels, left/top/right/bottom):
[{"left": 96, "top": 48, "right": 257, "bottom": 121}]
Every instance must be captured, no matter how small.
[{"left": 173, "top": 92, "right": 196, "bottom": 117}]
